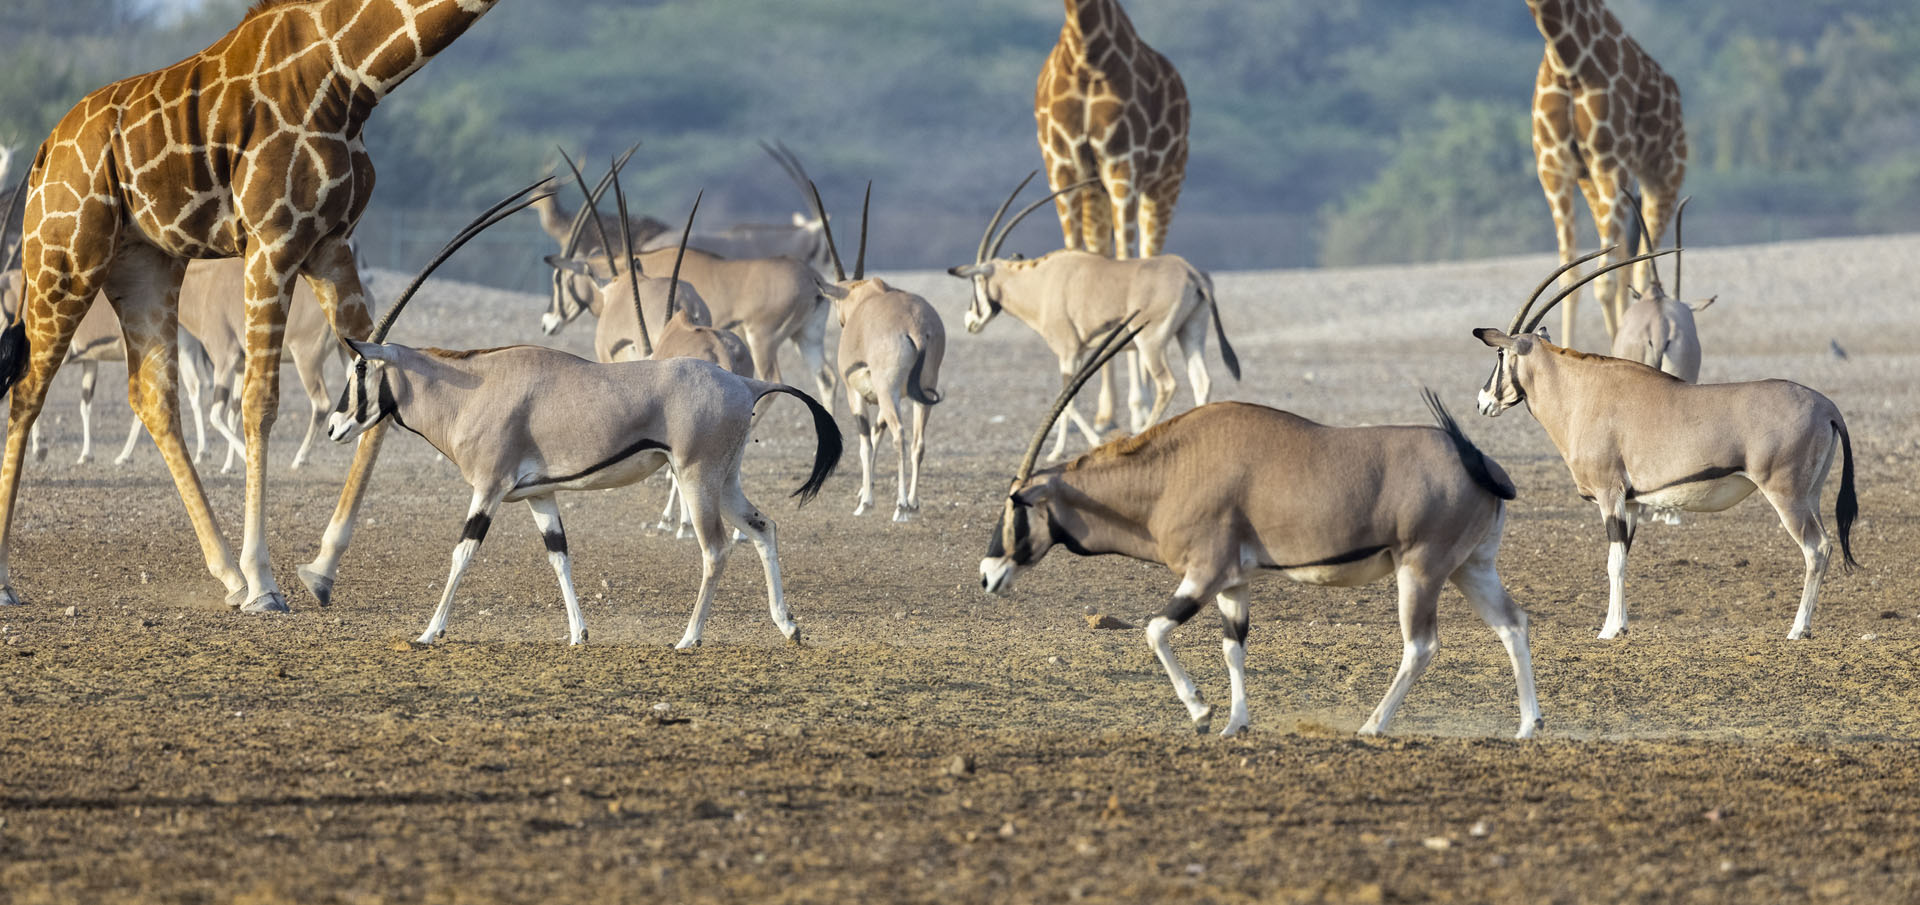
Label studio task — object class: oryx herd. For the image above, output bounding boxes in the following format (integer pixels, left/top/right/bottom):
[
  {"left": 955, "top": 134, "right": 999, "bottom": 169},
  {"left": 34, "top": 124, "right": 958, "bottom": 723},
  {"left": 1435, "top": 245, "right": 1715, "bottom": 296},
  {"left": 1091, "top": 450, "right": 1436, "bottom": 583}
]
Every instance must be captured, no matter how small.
[{"left": 0, "top": 0, "right": 1862, "bottom": 746}]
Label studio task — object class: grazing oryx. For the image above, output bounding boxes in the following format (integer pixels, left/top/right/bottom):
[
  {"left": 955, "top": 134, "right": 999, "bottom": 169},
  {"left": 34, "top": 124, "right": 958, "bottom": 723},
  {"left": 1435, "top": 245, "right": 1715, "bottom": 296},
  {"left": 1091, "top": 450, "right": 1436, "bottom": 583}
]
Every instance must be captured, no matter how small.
[
  {"left": 949, "top": 172, "right": 1239, "bottom": 460},
  {"left": 531, "top": 159, "right": 668, "bottom": 258},
  {"left": 809, "top": 182, "right": 946, "bottom": 521},
  {"left": 1475, "top": 247, "right": 1858, "bottom": 640},
  {"left": 637, "top": 142, "right": 831, "bottom": 274},
  {"left": 329, "top": 184, "right": 842, "bottom": 649},
  {"left": 982, "top": 322, "right": 1542, "bottom": 739},
  {"left": 174, "top": 258, "right": 347, "bottom": 471},
  {"left": 1610, "top": 196, "right": 1714, "bottom": 383}
]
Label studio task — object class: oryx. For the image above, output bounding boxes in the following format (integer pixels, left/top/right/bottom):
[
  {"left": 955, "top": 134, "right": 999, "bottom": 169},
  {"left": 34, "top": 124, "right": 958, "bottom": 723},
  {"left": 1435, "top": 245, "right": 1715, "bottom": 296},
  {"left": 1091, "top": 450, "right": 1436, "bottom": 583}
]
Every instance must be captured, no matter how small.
[
  {"left": 1475, "top": 248, "right": 1859, "bottom": 640},
  {"left": 327, "top": 182, "right": 842, "bottom": 649},
  {"left": 981, "top": 322, "right": 1542, "bottom": 739},
  {"left": 949, "top": 172, "right": 1238, "bottom": 461},
  {"left": 1610, "top": 196, "right": 1715, "bottom": 383},
  {"left": 636, "top": 141, "right": 831, "bottom": 274},
  {"left": 809, "top": 182, "right": 946, "bottom": 522}
]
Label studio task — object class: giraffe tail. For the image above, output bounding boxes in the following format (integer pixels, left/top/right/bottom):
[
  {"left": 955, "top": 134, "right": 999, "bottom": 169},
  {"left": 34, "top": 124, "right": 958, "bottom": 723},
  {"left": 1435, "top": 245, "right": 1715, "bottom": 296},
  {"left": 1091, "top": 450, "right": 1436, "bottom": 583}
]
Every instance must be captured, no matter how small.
[{"left": 0, "top": 318, "right": 26, "bottom": 398}]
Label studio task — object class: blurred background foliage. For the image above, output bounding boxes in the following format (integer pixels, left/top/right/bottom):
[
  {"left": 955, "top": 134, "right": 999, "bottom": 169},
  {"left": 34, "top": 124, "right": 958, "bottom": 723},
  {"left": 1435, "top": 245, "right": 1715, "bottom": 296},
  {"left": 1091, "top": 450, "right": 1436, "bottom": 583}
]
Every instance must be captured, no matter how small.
[{"left": 2, "top": 0, "right": 1917, "bottom": 289}]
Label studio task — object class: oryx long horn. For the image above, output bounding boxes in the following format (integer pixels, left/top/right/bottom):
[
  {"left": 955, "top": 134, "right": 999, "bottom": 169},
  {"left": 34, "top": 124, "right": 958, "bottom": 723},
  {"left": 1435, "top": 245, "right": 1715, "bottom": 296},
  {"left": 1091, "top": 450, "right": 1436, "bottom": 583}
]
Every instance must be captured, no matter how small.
[
  {"left": 1508, "top": 246, "right": 1614, "bottom": 334},
  {"left": 610, "top": 160, "right": 652, "bottom": 357},
  {"left": 559, "top": 143, "right": 638, "bottom": 259},
  {"left": 374, "top": 178, "right": 551, "bottom": 343},
  {"left": 1622, "top": 192, "right": 1663, "bottom": 291},
  {"left": 559, "top": 148, "right": 622, "bottom": 278},
  {"left": 806, "top": 179, "right": 846, "bottom": 282},
  {"left": 1014, "top": 313, "right": 1144, "bottom": 484},
  {"left": 1523, "top": 248, "right": 1682, "bottom": 335},
  {"left": 853, "top": 182, "right": 870, "bottom": 281},
  {"left": 665, "top": 190, "right": 701, "bottom": 323},
  {"left": 976, "top": 171, "right": 1038, "bottom": 264},
  {"left": 759, "top": 140, "right": 814, "bottom": 201},
  {"left": 1673, "top": 196, "right": 1691, "bottom": 301},
  {"left": 987, "top": 176, "right": 1100, "bottom": 261}
]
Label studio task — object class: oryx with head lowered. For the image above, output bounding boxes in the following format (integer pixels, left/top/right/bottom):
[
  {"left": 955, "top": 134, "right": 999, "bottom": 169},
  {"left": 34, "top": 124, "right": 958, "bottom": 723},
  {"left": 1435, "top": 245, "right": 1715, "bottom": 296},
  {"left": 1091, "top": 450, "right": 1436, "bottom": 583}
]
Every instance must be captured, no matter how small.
[
  {"left": 1610, "top": 196, "right": 1715, "bottom": 383},
  {"left": 981, "top": 322, "right": 1542, "bottom": 739},
  {"left": 948, "top": 172, "right": 1238, "bottom": 461},
  {"left": 326, "top": 183, "right": 842, "bottom": 649},
  {"left": 636, "top": 142, "right": 832, "bottom": 274},
  {"left": 808, "top": 181, "right": 946, "bottom": 522},
  {"left": 1475, "top": 248, "right": 1858, "bottom": 640}
]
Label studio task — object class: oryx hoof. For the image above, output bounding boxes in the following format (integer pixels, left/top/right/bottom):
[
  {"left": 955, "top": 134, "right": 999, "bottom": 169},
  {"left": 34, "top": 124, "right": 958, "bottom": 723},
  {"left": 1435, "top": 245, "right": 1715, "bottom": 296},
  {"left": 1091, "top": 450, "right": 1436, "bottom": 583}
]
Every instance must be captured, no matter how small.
[
  {"left": 1516, "top": 717, "right": 1544, "bottom": 739},
  {"left": 32, "top": 447, "right": 47, "bottom": 463},
  {"left": 241, "top": 591, "right": 289, "bottom": 615},
  {"left": 113, "top": 455, "right": 133, "bottom": 467},
  {"left": 1597, "top": 625, "right": 1626, "bottom": 640},
  {"left": 673, "top": 637, "right": 702, "bottom": 650},
  {"left": 297, "top": 566, "right": 333, "bottom": 608},
  {"left": 852, "top": 500, "right": 872, "bottom": 517},
  {"left": 1191, "top": 705, "right": 1214, "bottom": 736},
  {"left": 1220, "top": 720, "right": 1248, "bottom": 739},
  {"left": 0, "top": 586, "right": 21, "bottom": 607},
  {"left": 74, "top": 453, "right": 91, "bottom": 466},
  {"left": 891, "top": 505, "right": 915, "bottom": 523},
  {"left": 1787, "top": 628, "right": 1811, "bottom": 641},
  {"left": 784, "top": 626, "right": 803, "bottom": 647}
]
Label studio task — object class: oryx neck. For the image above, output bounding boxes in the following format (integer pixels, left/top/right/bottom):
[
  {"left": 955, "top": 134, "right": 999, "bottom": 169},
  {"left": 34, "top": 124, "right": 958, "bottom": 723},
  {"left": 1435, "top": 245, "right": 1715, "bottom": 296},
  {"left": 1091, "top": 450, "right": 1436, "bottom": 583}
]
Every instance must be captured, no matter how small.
[{"left": 1042, "top": 459, "right": 1162, "bottom": 563}]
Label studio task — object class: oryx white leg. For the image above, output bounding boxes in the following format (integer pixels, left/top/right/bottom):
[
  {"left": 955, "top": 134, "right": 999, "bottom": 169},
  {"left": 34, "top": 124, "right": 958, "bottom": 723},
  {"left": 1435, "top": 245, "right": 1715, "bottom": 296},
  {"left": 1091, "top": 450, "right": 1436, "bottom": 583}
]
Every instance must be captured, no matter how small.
[
  {"left": 1766, "top": 488, "right": 1833, "bottom": 641},
  {"left": 210, "top": 380, "right": 245, "bottom": 474},
  {"left": 1214, "top": 582, "right": 1253, "bottom": 737},
  {"left": 526, "top": 494, "right": 587, "bottom": 646},
  {"left": 28, "top": 420, "right": 45, "bottom": 463},
  {"left": 114, "top": 419, "right": 143, "bottom": 466},
  {"left": 849, "top": 392, "right": 876, "bottom": 517},
  {"left": 673, "top": 471, "right": 735, "bottom": 649},
  {"left": 75, "top": 361, "right": 97, "bottom": 464},
  {"left": 177, "top": 332, "right": 209, "bottom": 464},
  {"left": 654, "top": 477, "right": 680, "bottom": 535},
  {"left": 1449, "top": 514, "right": 1543, "bottom": 739},
  {"left": 719, "top": 482, "right": 798, "bottom": 643},
  {"left": 1177, "top": 314, "right": 1212, "bottom": 406},
  {"left": 1138, "top": 341, "right": 1178, "bottom": 431},
  {"left": 1147, "top": 574, "right": 1220, "bottom": 734},
  {"left": 1598, "top": 496, "right": 1635, "bottom": 639},
  {"left": 794, "top": 306, "right": 835, "bottom": 412},
  {"left": 873, "top": 389, "right": 914, "bottom": 522},
  {"left": 419, "top": 489, "right": 502, "bottom": 645},
  {"left": 902, "top": 400, "right": 930, "bottom": 519},
  {"left": 1359, "top": 563, "right": 1442, "bottom": 736},
  {"left": 1092, "top": 360, "right": 1118, "bottom": 434},
  {"left": 1126, "top": 348, "right": 1150, "bottom": 432},
  {"left": 291, "top": 396, "right": 324, "bottom": 470}
]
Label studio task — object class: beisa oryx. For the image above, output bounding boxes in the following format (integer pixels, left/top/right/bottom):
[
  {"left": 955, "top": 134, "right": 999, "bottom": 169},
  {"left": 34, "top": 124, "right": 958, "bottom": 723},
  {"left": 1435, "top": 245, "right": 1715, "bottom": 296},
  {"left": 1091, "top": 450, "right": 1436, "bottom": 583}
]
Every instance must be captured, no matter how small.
[
  {"left": 636, "top": 142, "right": 832, "bottom": 275},
  {"left": 1609, "top": 195, "right": 1715, "bottom": 383},
  {"left": 1475, "top": 247, "right": 1858, "bottom": 640},
  {"left": 980, "top": 322, "right": 1542, "bottom": 739},
  {"left": 807, "top": 181, "right": 946, "bottom": 522},
  {"left": 326, "top": 182, "right": 842, "bottom": 649},
  {"left": 948, "top": 172, "right": 1238, "bottom": 461}
]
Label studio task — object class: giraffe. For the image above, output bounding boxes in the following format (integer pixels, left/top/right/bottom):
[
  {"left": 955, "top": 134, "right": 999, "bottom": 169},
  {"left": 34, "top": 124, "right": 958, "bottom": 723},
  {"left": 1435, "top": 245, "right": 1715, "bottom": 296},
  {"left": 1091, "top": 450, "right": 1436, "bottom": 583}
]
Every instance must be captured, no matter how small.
[
  {"left": 1527, "top": 0, "right": 1686, "bottom": 349},
  {"left": 0, "top": 0, "right": 501, "bottom": 612},
  {"left": 1034, "top": 0, "right": 1189, "bottom": 434}
]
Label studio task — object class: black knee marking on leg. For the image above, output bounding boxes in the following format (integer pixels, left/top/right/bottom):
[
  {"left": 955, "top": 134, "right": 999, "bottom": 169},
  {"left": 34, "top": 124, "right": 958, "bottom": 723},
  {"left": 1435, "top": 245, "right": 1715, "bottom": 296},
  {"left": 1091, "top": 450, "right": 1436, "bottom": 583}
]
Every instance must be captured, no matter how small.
[
  {"left": 745, "top": 515, "right": 769, "bottom": 533},
  {"left": 1605, "top": 516, "right": 1632, "bottom": 552},
  {"left": 1220, "top": 610, "right": 1250, "bottom": 645},
  {"left": 1159, "top": 595, "right": 1203, "bottom": 625},
  {"left": 853, "top": 413, "right": 870, "bottom": 439},
  {"left": 543, "top": 530, "right": 567, "bottom": 555},
  {"left": 462, "top": 512, "right": 491, "bottom": 542}
]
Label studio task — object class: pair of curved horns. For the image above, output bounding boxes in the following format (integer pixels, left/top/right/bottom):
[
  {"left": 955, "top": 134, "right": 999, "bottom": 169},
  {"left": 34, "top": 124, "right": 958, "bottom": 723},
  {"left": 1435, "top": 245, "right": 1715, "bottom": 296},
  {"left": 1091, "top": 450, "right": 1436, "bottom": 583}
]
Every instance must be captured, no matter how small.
[
  {"left": 760, "top": 140, "right": 820, "bottom": 216},
  {"left": 806, "top": 179, "right": 870, "bottom": 283},
  {"left": 558, "top": 143, "right": 639, "bottom": 260},
  {"left": 373, "top": 178, "right": 553, "bottom": 343},
  {"left": 1513, "top": 247, "right": 1682, "bottom": 337},
  {"left": 606, "top": 154, "right": 654, "bottom": 357},
  {"left": 975, "top": 172, "right": 1099, "bottom": 264}
]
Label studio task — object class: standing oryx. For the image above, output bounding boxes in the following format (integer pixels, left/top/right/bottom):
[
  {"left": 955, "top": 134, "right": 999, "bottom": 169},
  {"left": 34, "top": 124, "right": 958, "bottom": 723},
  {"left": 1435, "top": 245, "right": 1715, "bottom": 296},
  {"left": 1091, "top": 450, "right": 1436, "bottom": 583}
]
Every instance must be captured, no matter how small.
[
  {"left": 1610, "top": 196, "right": 1714, "bottom": 383},
  {"left": 810, "top": 182, "right": 946, "bottom": 522},
  {"left": 950, "top": 172, "right": 1238, "bottom": 460},
  {"left": 981, "top": 323, "right": 1541, "bottom": 739},
  {"left": 1476, "top": 248, "right": 1858, "bottom": 640},
  {"left": 328, "top": 184, "right": 841, "bottom": 649},
  {"left": 637, "top": 142, "right": 831, "bottom": 274}
]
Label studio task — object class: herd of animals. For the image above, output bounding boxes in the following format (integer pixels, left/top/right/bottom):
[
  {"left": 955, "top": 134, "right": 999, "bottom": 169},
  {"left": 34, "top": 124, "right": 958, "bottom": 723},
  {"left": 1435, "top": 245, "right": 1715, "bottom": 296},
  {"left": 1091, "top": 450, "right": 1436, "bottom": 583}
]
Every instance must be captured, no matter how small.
[{"left": 0, "top": 0, "right": 1863, "bottom": 740}]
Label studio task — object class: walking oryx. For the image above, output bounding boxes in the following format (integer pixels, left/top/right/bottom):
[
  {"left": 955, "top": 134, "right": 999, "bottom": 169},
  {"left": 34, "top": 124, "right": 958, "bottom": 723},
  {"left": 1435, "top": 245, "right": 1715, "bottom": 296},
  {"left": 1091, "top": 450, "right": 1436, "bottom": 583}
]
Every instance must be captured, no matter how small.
[
  {"left": 1475, "top": 248, "right": 1858, "bottom": 640},
  {"left": 949, "top": 172, "right": 1238, "bottom": 460},
  {"left": 809, "top": 182, "right": 946, "bottom": 522},
  {"left": 637, "top": 142, "right": 831, "bottom": 274},
  {"left": 327, "top": 184, "right": 842, "bottom": 649},
  {"left": 981, "top": 322, "right": 1542, "bottom": 739},
  {"left": 1610, "top": 196, "right": 1714, "bottom": 383}
]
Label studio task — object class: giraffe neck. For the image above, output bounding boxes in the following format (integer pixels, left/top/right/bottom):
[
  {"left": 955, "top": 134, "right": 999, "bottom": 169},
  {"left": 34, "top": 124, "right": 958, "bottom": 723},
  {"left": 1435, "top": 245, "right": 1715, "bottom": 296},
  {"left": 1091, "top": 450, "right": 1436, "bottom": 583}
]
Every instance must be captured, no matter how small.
[
  {"left": 1526, "top": 0, "right": 1594, "bottom": 46},
  {"left": 1059, "top": 0, "right": 1134, "bottom": 59},
  {"left": 318, "top": 0, "right": 501, "bottom": 103}
]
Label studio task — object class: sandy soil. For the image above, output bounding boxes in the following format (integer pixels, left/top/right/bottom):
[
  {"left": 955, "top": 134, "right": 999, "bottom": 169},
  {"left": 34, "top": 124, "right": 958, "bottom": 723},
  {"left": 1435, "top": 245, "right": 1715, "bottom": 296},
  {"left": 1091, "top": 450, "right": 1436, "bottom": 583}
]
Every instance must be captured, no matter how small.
[{"left": 4, "top": 235, "right": 1920, "bottom": 903}]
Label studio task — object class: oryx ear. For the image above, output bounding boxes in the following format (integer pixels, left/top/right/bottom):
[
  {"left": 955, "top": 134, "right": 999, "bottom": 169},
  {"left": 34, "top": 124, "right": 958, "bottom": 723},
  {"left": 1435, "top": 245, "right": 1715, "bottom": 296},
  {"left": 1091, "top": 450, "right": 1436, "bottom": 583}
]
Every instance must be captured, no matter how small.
[
  {"left": 1010, "top": 481, "right": 1056, "bottom": 508},
  {"left": 1691, "top": 295, "right": 1717, "bottom": 312},
  {"left": 792, "top": 211, "right": 807, "bottom": 227},
  {"left": 818, "top": 282, "right": 849, "bottom": 300},
  {"left": 344, "top": 338, "right": 397, "bottom": 363},
  {"left": 545, "top": 254, "right": 590, "bottom": 276},
  {"left": 1628, "top": 286, "right": 1641, "bottom": 300},
  {"left": 1472, "top": 327, "right": 1513, "bottom": 349},
  {"left": 946, "top": 264, "right": 969, "bottom": 278}
]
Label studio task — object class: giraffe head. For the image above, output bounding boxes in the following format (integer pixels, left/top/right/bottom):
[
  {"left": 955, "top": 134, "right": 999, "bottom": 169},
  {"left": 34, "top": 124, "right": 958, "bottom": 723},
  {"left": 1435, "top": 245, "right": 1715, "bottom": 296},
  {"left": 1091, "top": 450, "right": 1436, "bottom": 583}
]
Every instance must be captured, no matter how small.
[{"left": 947, "top": 172, "right": 1095, "bottom": 333}]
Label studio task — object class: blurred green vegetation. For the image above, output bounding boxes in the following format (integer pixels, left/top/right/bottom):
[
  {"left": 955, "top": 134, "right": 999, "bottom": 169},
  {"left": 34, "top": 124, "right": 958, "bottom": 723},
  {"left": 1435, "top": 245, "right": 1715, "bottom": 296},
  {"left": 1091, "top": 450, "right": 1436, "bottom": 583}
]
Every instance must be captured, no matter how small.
[{"left": 1, "top": 0, "right": 1916, "bottom": 285}]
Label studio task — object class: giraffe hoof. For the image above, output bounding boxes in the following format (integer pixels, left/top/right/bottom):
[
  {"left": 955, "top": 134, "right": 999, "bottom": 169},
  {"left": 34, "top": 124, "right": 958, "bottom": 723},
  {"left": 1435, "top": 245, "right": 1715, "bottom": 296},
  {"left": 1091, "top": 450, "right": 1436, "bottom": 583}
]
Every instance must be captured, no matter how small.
[
  {"left": 297, "top": 566, "right": 333, "bottom": 607},
  {"left": 0, "top": 586, "right": 21, "bottom": 607},
  {"left": 224, "top": 586, "right": 247, "bottom": 609},
  {"left": 242, "top": 592, "right": 289, "bottom": 615}
]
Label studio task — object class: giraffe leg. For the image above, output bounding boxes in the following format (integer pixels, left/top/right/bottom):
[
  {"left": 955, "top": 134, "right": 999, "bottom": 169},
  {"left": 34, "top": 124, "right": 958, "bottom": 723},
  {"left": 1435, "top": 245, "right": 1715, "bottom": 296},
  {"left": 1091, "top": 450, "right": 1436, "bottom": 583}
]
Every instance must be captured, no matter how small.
[
  {"left": 0, "top": 271, "right": 100, "bottom": 605},
  {"left": 232, "top": 248, "right": 300, "bottom": 613},
  {"left": 105, "top": 245, "right": 248, "bottom": 606},
  {"left": 1099, "top": 156, "right": 1139, "bottom": 260},
  {"left": 1137, "top": 166, "right": 1184, "bottom": 259},
  {"left": 294, "top": 236, "right": 389, "bottom": 607},
  {"left": 1047, "top": 156, "right": 1087, "bottom": 252},
  {"left": 1584, "top": 164, "right": 1630, "bottom": 339},
  {"left": 1532, "top": 58, "right": 1585, "bottom": 347}
]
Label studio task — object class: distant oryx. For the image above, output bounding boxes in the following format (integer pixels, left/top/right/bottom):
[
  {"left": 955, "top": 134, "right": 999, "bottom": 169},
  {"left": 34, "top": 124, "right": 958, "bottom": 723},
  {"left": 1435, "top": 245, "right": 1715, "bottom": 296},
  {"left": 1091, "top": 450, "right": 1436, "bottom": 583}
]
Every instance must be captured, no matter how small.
[
  {"left": 1610, "top": 196, "right": 1714, "bottom": 383},
  {"left": 949, "top": 172, "right": 1239, "bottom": 460},
  {"left": 328, "top": 182, "right": 842, "bottom": 649},
  {"left": 1475, "top": 248, "right": 1858, "bottom": 640},
  {"left": 637, "top": 142, "right": 832, "bottom": 274},
  {"left": 542, "top": 156, "right": 836, "bottom": 407},
  {"left": 981, "top": 322, "right": 1542, "bottom": 739},
  {"left": 809, "top": 182, "right": 946, "bottom": 521}
]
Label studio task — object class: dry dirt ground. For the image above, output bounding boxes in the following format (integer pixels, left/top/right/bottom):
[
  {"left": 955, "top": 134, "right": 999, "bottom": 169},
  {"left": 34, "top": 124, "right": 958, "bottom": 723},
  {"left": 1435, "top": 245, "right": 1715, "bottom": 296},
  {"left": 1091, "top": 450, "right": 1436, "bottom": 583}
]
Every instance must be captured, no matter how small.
[{"left": 4, "top": 236, "right": 1920, "bottom": 904}]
